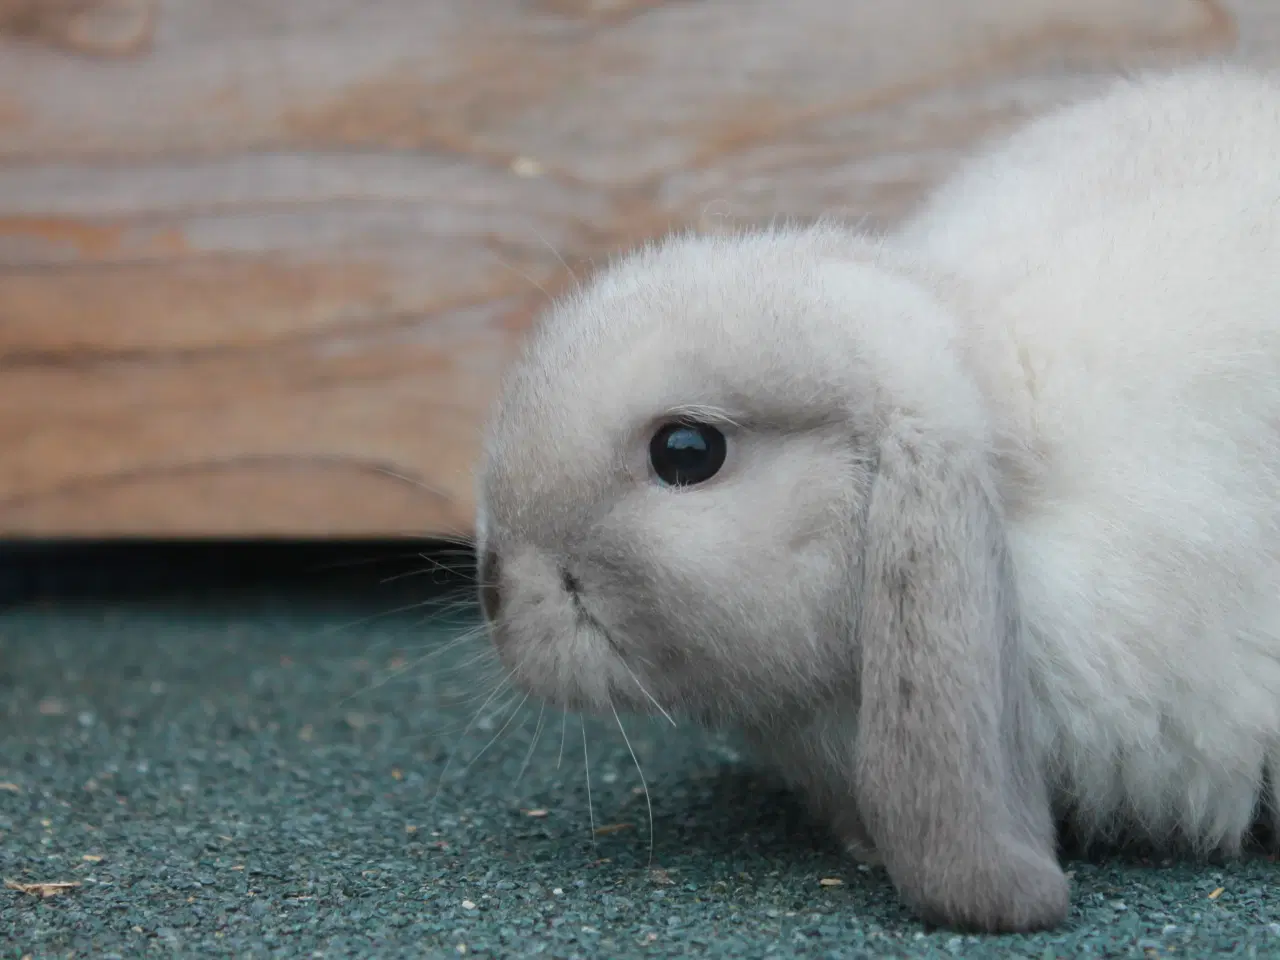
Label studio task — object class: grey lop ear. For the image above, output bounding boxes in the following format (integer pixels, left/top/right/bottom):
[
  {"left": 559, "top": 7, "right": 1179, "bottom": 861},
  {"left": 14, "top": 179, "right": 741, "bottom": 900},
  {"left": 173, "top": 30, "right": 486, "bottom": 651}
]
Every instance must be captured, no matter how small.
[{"left": 853, "top": 420, "right": 1069, "bottom": 932}]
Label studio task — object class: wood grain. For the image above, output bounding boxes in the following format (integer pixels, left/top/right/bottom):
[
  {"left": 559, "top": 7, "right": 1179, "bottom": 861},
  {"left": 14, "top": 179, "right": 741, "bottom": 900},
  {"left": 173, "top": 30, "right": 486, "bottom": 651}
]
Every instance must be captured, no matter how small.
[{"left": 0, "top": 0, "right": 1272, "bottom": 537}]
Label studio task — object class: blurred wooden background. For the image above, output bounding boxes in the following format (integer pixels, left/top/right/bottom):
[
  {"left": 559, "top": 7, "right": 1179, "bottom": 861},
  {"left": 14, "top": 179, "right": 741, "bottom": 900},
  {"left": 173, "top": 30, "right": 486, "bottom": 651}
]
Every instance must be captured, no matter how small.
[{"left": 0, "top": 0, "right": 1275, "bottom": 538}]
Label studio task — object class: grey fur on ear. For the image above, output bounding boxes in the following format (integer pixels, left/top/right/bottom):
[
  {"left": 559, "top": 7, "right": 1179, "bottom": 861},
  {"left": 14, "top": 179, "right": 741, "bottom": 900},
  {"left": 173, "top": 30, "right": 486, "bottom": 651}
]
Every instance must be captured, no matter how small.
[{"left": 853, "top": 420, "right": 1069, "bottom": 933}]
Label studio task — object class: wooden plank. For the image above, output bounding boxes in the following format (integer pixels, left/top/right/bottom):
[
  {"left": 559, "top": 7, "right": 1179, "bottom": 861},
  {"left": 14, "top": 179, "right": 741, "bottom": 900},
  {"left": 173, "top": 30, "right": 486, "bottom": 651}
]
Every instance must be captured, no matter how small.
[{"left": 0, "top": 0, "right": 1266, "bottom": 537}]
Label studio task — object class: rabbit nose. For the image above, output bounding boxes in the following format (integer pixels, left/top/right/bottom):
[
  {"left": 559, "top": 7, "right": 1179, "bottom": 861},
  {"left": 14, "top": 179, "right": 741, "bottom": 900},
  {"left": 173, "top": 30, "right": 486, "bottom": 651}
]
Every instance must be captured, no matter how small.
[
  {"left": 479, "top": 549, "right": 502, "bottom": 622},
  {"left": 559, "top": 567, "right": 582, "bottom": 596}
]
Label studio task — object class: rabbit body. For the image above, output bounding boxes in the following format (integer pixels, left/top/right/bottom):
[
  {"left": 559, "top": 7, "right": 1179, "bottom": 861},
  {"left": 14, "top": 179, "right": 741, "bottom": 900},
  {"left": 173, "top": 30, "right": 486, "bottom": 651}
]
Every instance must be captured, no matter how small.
[
  {"left": 475, "top": 63, "right": 1280, "bottom": 932},
  {"left": 896, "top": 63, "right": 1280, "bottom": 853}
]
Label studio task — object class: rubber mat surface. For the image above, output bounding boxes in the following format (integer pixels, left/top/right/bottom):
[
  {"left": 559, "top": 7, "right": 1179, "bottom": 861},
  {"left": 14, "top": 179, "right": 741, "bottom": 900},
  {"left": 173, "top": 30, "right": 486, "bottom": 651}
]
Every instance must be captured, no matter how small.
[{"left": 1, "top": 546, "right": 1277, "bottom": 958}]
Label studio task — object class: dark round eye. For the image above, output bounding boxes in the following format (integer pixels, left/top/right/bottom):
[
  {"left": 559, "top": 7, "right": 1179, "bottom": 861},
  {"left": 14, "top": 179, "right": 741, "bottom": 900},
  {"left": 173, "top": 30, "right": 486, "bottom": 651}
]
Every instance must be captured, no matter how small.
[{"left": 649, "top": 421, "right": 727, "bottom": 487}]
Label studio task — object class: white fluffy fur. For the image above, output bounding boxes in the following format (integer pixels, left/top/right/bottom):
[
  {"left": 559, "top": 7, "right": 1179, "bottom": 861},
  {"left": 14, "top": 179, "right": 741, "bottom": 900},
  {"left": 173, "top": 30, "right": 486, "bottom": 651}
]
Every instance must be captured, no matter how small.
[
  {"left": 895, "top": 63, "right": 1280, "bottom": 850},
  {"left": 476, "top": 61, "right": 1280, "bottom": 922}
]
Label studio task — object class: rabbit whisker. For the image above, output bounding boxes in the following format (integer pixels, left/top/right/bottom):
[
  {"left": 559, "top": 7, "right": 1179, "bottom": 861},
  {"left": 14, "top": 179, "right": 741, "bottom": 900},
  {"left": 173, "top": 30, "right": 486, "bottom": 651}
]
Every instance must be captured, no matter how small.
[
  {"left": 515, "top": 700, "right": 548, "bottom": 787},
  {"left": 334, "top": 625, "right": 489, "bottom": 707},
  {"left": 494, "top": 253, "right": 556, "bottom": 306},
  {"left": 533, "top": 224, "right": 581, "bottom": 291},
  {"left": 557, "top": 708, "right": 568, "bottom": 770},
  {"left": 611, "top": 697, "right": 656, "bottom": 867},
  {"left": 618, "top": 658, "right": 677, "bottom": 728},
  {"left": 581, "top": 716, "right": 597, "bottom": 849},
  {"left": 319, "top": 596, "right": 467, "bottom": 636},
  {"left": 460, "top": 691, "right": 531, "bottom": 777},
  {"left": 432, "top": 672, "right": 515, "bottom": 806}
]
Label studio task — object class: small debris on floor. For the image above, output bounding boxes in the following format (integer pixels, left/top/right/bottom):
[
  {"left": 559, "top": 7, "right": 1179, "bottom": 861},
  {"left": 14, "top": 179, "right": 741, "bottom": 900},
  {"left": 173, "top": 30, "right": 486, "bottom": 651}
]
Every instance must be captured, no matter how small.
[
  {"left": 5, "top": 879, "right": 81, "bottom": 898},
  {"left": 591, "top": 823, "right": 632, "bottom": 836}
]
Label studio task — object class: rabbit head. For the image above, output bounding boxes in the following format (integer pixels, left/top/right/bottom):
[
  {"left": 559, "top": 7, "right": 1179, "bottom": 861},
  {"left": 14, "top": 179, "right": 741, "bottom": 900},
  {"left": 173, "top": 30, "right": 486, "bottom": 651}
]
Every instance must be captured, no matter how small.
[{"left": 474, "top": 224, "right": 1067, "bottom": 931}]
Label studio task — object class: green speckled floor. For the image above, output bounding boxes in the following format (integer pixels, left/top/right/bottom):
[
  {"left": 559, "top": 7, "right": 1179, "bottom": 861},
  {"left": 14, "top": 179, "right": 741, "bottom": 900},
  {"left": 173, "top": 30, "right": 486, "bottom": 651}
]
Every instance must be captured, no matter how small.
[{"left": 1, "top": 544, "right": 1277, "bottom": 958}]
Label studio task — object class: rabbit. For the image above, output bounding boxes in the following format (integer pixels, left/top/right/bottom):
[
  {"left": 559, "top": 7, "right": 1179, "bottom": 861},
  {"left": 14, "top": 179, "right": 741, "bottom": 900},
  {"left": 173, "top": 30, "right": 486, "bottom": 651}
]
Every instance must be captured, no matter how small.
[{"left": 471, "top": 62, "right": 1280, "bottom": 933}]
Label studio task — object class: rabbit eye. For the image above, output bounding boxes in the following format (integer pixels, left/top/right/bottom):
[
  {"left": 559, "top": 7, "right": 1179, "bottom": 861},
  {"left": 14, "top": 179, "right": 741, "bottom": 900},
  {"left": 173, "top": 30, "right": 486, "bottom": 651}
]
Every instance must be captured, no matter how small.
[{"left": 649, "top": 421, "right": 727, "bottom": 487}]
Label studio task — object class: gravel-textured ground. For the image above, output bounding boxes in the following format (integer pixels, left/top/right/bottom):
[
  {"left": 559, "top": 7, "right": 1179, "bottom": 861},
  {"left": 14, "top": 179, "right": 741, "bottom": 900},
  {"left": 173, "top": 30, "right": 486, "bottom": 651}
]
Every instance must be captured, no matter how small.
[{"left": 1, "top": 545, "right": 1277, "bottom": 958}]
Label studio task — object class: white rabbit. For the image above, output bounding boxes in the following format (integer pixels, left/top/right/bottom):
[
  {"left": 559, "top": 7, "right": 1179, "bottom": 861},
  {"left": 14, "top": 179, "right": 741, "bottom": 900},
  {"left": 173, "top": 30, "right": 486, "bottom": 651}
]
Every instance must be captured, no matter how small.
[{"left": 472, "top": 62, "right": 1280, "bottom": 932}]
